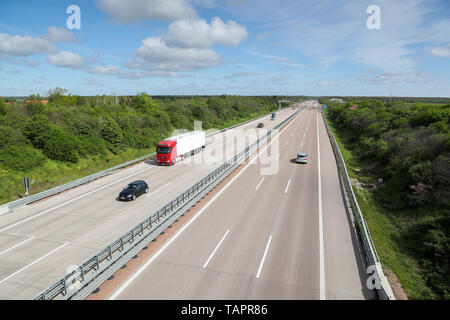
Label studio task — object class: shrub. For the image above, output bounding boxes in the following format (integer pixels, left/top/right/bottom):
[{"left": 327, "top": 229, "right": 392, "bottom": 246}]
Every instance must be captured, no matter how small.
[
  {"left": 0, "top": 97, "right": 7, "bottom": 116},
  {"left": 101, "top": 117, "right": 125, "bottom": 154},
  {"left": 42, "top": 128, "right": 81, "bottom": 163},
  {"left": 0, "top": 145, "right": 44, "bottom": 171},
  {"left": 23, "top": 114, "right": 53, "bottom": 149}
]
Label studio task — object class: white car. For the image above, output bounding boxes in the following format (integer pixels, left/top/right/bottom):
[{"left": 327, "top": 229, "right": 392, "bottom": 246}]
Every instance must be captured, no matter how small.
[{"left": 295, "top": 152, "right": 308, "bottom": 164}]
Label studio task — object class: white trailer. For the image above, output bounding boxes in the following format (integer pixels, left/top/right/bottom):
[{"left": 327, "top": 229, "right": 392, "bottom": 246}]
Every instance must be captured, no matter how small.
[
  {"left": 174, "top": 131, "right": 205, "bottom": 157},
  {"left": 157, "top": 131, "right": 206, "bottom": 165}
]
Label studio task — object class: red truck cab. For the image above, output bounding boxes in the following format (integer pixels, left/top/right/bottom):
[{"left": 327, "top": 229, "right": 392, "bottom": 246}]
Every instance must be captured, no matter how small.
[{"left": 157, "top": 140, "right": 177, "bottom": 165}]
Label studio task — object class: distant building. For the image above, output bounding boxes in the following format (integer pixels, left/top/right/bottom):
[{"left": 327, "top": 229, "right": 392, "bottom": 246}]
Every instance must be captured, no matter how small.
[
  {"left": 330, "top": 98, "right": 344, "bottom": 103},
  {"left": 25, "top": 99, "right": 49, "bottom": 104},
  {"left": 349, "top": 104, "right": 359, "bottom": 110}
]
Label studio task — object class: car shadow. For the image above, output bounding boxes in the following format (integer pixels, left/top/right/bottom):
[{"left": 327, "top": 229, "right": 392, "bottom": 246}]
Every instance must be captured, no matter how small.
[
  {"left": 145, "top": 157, "right": 158, "bottom": 165},
  {"left": 290, "top": 158, "right": 306, "bottom": 164}
]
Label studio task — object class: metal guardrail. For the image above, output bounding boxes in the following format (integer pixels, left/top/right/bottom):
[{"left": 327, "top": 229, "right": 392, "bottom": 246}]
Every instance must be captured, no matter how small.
[
  {"left": 320, "top": 107, "right": 395, "bottom": 300},
  {"left": 34, "top": 105, "right": 305, "bottom": 300},
  {"left": 2, "top": 105, "right": 297, "bottom": 214}
]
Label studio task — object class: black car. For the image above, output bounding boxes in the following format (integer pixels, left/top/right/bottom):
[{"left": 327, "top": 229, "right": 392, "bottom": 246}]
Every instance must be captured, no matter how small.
[
  {"left": 257, "top": 122, "right": 264, "bottom": 128},
  {"left": 118, "top": 180, "right": 149, "bottom": 201}
]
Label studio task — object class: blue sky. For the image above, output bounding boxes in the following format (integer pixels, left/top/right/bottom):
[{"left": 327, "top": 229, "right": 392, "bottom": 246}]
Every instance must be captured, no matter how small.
[{"left": 0, "top": 0, "right": 449, "bottom": 97}]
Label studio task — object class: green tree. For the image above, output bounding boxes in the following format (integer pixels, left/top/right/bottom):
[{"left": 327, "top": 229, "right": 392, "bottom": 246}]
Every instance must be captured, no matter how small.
[
  {"left": 131, "top": 93, "right": 158, "bottom": 112},
  {"left": 23, "top": 114, "right": 53, "bottom": 149},
  {"left": 42, "top": 128, "right": 81, "bottom": 163},
  {"left": 101, "top": 117, "right": 125, "bottom": 153}
]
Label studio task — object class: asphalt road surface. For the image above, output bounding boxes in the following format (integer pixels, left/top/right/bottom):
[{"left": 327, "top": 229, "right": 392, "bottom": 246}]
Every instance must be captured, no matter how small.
[
  {"left": 0, "top": 106, "right": 299, "bottom": 299},
  {"left": 109, "top": 102, "right": 374, "bottom": 300}
]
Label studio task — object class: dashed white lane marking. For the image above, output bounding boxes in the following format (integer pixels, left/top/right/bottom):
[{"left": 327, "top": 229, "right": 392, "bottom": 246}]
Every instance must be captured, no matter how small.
[
  {"left": 0, "top": 237, "right": 34, "bottom": 256},
  {"left": 0, "top": 242, "right": 69, "bottom": 284},
  {"left": 285, "top": 179, "right": 291, "bottom": 193},
  {"left": 203, "top": 229, "right": 230, "bottom": 269},
  {"left": 255, "top": 177, "right": 265, "bottom": 190},
  {"left": 256, "top": 235, "right": 272, "bottom": 278},
  {"left": 147, "top": 183, "right": 171, "bottom": 197}
]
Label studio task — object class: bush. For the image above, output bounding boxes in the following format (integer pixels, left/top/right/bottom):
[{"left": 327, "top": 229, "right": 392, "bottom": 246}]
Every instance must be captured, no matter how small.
[
  {"left": 23, "top": 114, "right": 53, "bottom": 149},
  {"left": 42, "top": 128, "right": 81, "bottom": 163},
  {"left": 0, "top": 145, "right": 44, "bottom": 171},
  {"left": 101, "top": 117, "right": 125, "bottom": 154},
  {"left": 0, "top": 97, "right": 7, "bottom": 116},
  {"left": 0, "top": 125, "right": 25, "bottom": 146}
]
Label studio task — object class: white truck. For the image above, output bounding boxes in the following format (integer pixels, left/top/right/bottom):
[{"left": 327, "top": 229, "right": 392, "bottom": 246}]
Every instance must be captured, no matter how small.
[{"left": 156, "top": 131, "right": 206, "bottom": 165}]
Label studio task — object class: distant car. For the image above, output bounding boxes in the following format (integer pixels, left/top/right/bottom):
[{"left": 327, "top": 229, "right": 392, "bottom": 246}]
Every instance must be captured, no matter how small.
[
  {"left": 271, "top": 113, "right": 276, "bottom": 120},
  {"left": 295, "top": 152, "right": 308, "bottom": 164},
  {"left": 118, "top": 180, "right": 149, "bottom": 201},
  {"left": 257, "top": 122, "right": 264, "bottom": 128}
]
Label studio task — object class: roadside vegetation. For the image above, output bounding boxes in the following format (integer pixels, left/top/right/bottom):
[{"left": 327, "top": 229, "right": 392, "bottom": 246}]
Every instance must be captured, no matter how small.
[
  {"left": 0, "top": 89, "right": 295, "bottom": 205},
  {"left": 321, "top": 98, "right": 449, "bottom": 299}
]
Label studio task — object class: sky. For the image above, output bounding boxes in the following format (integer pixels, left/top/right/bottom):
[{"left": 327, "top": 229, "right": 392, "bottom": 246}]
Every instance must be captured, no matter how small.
[{"left": 0, "top": 0, "right": 449, "bottom": 97}]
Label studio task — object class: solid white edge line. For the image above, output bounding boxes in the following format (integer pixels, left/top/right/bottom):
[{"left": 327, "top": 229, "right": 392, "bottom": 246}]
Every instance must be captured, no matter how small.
[
  {"left": 285, "top": 179, "right": 291, "bottom": 193},
  {"left": 256, "top": 235, "right": 272, "bottom": 278},
  {"left": 108, "top": 106, "right": 303, "bottom": 300},
  {"left": 255, "top": 177, "right": 265, "bottom": 190},
  {"left": 202, "top": 229, "right": 230, "bottom": 269},
  {"left": 0, "top": 236, "right": 34, "bottom": 256},
  {"left": 0, "top": 166, "right": 155, "bottom": 233},
  {"left": 317, "top": 109, "right": 326, "bottom": 300},
  {"left": 0, "top": 241, "right": 69, "bottom": 284}
]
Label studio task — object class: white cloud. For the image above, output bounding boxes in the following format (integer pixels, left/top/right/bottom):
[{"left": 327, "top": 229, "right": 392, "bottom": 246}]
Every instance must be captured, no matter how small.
[
  {"left": 193, "top": 0, "right": 217, "bottom": 8},
  {"left": 126, "top": 37, "right": 222, "bottom": 72},
  {"left": 427, "top": 45, "right": 450, "bottom": 58},
  {"left": 83, "top": 77, "right": 104, "bottom": 86},
  {"left": 164, "top": 17, "right": 247, "bottom": 48},
  {"left": 43, "top": 26, "right": 77, "bottom": 43},
  {"left": 305, "top": 79, "right": 341, "bottom": 87},
  {"left": 246, "top": 50, "right": 306, "bottom": 68},
  {"left": 47, "top": 51, "right": 84, "bottom": 69},
  {"left": 227, "top": 0, "right": 440, "bottom": 72},
  {"left": 94, "top": 0, "right": 195, "bottom": 22},
  {"left": 0, "top": 33, "right": 55, "bottom": 56},
  {"left": 353, "top": 69, "right": 427, "bottom": 85},
  {"left": 87, "top": 64, "right": 123, "bottom": 75}
]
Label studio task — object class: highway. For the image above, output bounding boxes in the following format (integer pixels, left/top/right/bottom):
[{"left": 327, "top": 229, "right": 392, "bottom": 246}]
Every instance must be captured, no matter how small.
[
  {"left": 108, "top": 102, "right": 374, "bottom": 300},
  {"left": 0, "top": 106, "right": 298, "bottom": 299}
]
